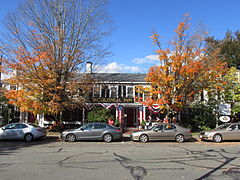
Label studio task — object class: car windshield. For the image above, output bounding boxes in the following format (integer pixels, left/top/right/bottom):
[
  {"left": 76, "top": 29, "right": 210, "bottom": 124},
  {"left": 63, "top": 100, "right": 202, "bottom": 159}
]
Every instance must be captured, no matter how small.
[{"left": 216, "top": 124, "right": 230, "bottom": 129}]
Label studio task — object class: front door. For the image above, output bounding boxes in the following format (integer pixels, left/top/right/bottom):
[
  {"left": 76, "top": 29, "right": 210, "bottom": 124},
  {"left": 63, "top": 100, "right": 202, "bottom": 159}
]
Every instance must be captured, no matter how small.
[{"left": 125, "top": 108, "right": 135, "bottom": 127}]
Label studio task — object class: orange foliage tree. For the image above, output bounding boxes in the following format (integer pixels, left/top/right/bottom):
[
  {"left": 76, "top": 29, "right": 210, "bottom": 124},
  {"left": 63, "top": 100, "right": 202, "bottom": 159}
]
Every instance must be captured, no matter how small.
[
  {"left": 0, "top": 0, "right": 110, "bottom": 120},
  {"left": 137, "top": 15, "right": 228, "bottom": 117},
  {"left": 2, "top": 46, "right": 93, "bottom": 116}
]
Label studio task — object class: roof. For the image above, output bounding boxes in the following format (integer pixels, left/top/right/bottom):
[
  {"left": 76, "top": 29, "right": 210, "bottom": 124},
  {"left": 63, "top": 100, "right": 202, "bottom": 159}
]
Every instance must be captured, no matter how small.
[
  {"left": 74, "top": 73, "right": 147, "bottom": 83},
  {"left": 90, "top": 73, "right": 147, "bottom": 82}
]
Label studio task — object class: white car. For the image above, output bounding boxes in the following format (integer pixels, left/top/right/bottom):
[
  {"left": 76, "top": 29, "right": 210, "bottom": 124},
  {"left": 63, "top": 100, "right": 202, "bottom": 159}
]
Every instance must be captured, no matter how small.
[{"left": 0, "top": 123, "right": 47, "bottom": 142}]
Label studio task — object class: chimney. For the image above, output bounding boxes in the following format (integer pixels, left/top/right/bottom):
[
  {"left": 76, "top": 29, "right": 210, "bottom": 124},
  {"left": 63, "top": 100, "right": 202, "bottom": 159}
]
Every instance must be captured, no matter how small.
[{"left": 86, "top": 61, "right": 92, "bottom": 73}]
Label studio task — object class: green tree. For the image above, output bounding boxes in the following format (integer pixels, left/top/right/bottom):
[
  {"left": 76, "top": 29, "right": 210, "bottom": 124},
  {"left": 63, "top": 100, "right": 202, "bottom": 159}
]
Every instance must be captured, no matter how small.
[
  {"left": 87, "top": 107, "right": 114, "bottom": 123},
  {"left": 185, "top": 103, "right": 216, "bottom": 131},
  {"left": 206, "top": 30, "right": 240, "bottom": 69},
  {"left": 220, "top": 67, "right": 240, "bottom": 118}
]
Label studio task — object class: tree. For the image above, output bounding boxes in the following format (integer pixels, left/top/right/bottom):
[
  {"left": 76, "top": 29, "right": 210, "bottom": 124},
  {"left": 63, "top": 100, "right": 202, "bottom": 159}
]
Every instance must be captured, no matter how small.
[
  {"left": 87, "top": 106, "right": 113, "bottom": 123},
  {"left": 137, "top": 15, "right": 228, "bottom": 118},
  {"left": 0, "top": 0, "right": 111, "bottom": 119},
  {"left": 206, "top": 30, "right": 240, "bottom": 69},
  {"left": 219, "top": 67, "right": 240, "bottom": 118}
]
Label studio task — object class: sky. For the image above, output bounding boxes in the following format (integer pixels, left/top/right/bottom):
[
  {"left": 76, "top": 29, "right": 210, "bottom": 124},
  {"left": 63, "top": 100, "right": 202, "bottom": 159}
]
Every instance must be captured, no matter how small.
[{"left": 0, "top": 0, "right": 240, "bottom": 73}]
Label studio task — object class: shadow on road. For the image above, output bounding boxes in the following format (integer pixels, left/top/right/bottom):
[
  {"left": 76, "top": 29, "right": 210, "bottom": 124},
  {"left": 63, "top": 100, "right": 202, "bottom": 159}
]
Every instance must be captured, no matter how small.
[{"left": 0, "top": 136, "right": 59, "bottom": 155}]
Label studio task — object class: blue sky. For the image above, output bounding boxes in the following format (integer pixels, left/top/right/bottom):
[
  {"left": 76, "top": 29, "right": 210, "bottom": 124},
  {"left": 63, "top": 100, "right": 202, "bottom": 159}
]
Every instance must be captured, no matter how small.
[{"left": 1, "top": 0, "right": 240, "bottom": 73}]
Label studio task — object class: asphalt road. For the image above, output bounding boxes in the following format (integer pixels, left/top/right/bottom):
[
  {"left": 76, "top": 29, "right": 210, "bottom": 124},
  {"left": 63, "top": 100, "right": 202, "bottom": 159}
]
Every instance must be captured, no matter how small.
[{"left": 1, "top": 136, "right": 240, "bottom": 180}]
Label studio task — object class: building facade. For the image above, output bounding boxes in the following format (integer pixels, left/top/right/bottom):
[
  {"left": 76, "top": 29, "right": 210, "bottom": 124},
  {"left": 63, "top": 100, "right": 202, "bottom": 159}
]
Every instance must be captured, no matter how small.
[{"left": 82, "top": 73, "right": 149, "bottom": 127}]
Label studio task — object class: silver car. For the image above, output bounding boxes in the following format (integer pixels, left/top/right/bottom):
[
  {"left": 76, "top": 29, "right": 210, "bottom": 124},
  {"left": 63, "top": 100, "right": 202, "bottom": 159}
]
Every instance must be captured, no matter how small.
[
  {"left": 0, "top": 123, "right": 47, "bottom": 142},
  {"left": 131, "top": 123, "right": 192, "bottom": 143},
  {"left": 200, "top": 123, "right": 240, "bottom": 143},
  {"left": 60, "top": 122, "right": 122, "bottom": 142}
]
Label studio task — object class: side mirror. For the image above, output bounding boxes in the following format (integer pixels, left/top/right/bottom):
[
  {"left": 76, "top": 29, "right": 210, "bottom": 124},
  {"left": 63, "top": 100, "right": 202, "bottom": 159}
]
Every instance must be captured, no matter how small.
[
  {"left": 2, "top": 127, "right": 5, "bottom": 130},
  {"left": 153, "top": 129, "right": 158, "bottom": 132}
]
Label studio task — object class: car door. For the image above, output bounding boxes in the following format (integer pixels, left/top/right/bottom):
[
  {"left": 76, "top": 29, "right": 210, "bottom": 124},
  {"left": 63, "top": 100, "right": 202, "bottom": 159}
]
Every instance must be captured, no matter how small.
[
  {"left": 161, "top": 124, "right": 177, "bottom": 140},
  {"left": 148, "top": 125, "right": 164, "bottom": 140},
  {"left": 1, "top": 124, "right": 19, "bottom": 139},
  {"left": 223, "top": 124, "right": 240, "bottom": 140},
  {"left": 12, "top": 124, "right": 27, "bottom": 139},
  {"left": 92, "top": 124, "right": 107, "bottom": 139},
  {"left": 75, "top": 124, "right": 94, "bottom": 140}
]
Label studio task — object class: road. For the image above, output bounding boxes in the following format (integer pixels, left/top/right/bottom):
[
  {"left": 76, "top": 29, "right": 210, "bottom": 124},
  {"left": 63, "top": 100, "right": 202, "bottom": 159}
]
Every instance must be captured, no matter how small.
[{"left": 1, "top": 136, "right": 240, "bottom": 180}]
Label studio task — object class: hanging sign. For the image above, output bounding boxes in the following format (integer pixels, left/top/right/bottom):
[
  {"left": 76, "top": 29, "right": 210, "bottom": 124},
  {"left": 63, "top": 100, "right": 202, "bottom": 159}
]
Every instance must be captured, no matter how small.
[{"left": 219, "top": 115, "right": 231, "bottom": 122}]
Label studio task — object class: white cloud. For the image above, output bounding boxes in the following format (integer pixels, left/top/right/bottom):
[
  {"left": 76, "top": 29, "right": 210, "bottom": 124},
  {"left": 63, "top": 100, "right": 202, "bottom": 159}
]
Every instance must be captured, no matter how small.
[
  {"left": 133, "top": 54, "right": 159, "bottom": 64},
  {"left": 95, "top": 62, "right": 142, "bottom": 73}
]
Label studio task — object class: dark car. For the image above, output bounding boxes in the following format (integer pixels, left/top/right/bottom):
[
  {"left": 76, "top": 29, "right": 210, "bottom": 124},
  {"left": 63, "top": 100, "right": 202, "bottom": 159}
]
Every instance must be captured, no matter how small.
[
  {"left": 0, "top": 123, "right": 47, "bottom": 142},
  {"left": 131, "top": 123, "right": 192, "bottom": 143},
  {"left": 60, "top": 122, "right": 122, "bottom": 142},
  {"left": 200, "top": 123, "right": 240, "bottom": 143}
]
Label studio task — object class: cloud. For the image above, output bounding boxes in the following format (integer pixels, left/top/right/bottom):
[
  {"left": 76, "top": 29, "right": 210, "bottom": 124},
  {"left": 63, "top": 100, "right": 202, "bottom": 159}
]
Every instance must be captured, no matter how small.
[
  {"left": 95, "top": 62, "right": 142, "bottom": 73},
  {"left": 133, "top": 55, "right": 159, "bottom": 64}
]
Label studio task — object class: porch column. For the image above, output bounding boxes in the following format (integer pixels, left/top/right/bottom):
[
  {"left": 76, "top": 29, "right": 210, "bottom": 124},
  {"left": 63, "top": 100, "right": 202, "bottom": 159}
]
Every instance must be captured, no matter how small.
[
  {"left": 138, "top": 106, "right": 143, "bottom": 125},
  {"left": 82, "top": 108, "right": 85, "bottom": 125},
  {"left": 143, "top": 106, "right": 146, "bottom": 121}
]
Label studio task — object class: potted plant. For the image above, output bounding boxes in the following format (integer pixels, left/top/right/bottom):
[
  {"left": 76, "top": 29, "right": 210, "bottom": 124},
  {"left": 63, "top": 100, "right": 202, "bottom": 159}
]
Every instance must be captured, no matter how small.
[{"left": 140, "top": 120, "right": 146, "bottom": 129}]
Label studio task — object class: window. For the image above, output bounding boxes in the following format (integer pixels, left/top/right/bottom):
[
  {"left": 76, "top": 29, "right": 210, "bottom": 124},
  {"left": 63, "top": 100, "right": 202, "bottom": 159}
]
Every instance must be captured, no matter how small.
[
  {"left": 154, "top": 125, "right": 163, "bottom": 131},
  {"left": 111, "top": 87, "right": 117, "bottom": 98},
  {"left": 144, "top": 90, "right": 150, "bottom": 101},
  {"left": 118, "top": 86, "right": 122, "bottom": 98},
  {"left": 127, "top": 87, "right": 133, "bottom": 98},
  {"left": 123, "top": 86, "right": 126, "bottom": 97},
  {"left": 101, "top": 86, "right": 109, "bottom": 98},
  {"left": 4, "top": 124, "right": 16, "bottom": 129},
  {"left": 164, "top": 124, "right": 176, "bottom": 130},
  {"left": 94, "top": 124, "right": 106, "bottom": 129},
  {"left": 135, "top": 86, "right": 143, "bottom": 101},
  {"left": 230, "top": 124, "right": 238, "bottom": 130},
  {"left": 93, "top": 86, "right": 100, "bottom": 98},
  {"left": 15, "top": 124, "right": 28, "bottom": 129},
  {"left": 82, "top": 124, "right": 94, "bottom": 130}
]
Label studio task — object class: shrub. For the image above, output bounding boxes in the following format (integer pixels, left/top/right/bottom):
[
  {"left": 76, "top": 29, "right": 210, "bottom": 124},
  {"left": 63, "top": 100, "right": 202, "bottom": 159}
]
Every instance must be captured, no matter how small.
[{"left": 87, "top": 107, "right": 114, "bottom": 123}]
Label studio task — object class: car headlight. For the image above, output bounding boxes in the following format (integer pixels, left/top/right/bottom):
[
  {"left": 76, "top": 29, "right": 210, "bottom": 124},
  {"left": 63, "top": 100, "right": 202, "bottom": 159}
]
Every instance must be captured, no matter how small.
[{"left": 204, "top": 132, "right": 209, "bottom": 135}]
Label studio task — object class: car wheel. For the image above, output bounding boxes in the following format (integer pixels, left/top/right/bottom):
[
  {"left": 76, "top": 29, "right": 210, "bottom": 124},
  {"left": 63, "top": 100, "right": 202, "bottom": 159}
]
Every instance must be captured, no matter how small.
[
  {"left": 103, "top": 133, "right": 113, "bottom": 143},
  {"left": 175, "top": 134, "right": 184, "bottom": 143},
  {"left": 213, "top": 134, "right": 222, "bottom": 143},
  {"left": 24, "top": 133, "right": 33, "bottom": 142},
  {"left": 66, "top": 133, "right": 76, "bottom": 142},
  {"left": 139, "top": 134, "right": 148, "bottom": 143}
]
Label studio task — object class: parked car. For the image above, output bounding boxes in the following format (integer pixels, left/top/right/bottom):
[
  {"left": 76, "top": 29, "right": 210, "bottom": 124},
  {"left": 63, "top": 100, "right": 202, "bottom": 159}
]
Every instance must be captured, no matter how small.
[
  {"left": 131, "top": 123, "right": 192, "bottom": 143},
  {"left": 60, "top": 122, "right": 122, "bottom": 142},
  {"left": 0, "top": 123, "right": 47, "bottom": 142},
  {"left": 199, "top": 123, "right": 240, "bottom": 143}
]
